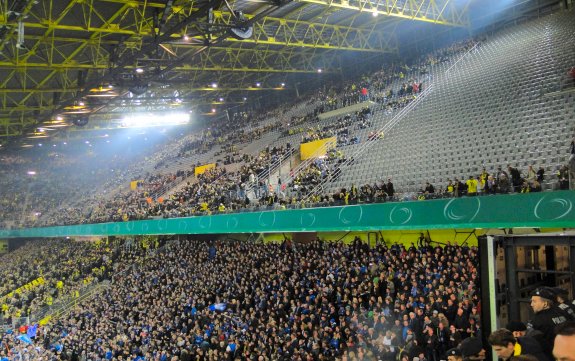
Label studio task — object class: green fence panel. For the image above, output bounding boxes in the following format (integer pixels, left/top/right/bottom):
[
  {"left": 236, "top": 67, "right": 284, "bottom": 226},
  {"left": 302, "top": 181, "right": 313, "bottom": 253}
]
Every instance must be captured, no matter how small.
[{"left": 1, "top": 191, "right": 574, "bottom": 238}]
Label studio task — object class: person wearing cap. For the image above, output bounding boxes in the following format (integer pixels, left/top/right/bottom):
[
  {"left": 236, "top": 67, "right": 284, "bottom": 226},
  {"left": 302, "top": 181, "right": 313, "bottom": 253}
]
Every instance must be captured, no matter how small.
[
  {"left": 550, "top": 287, "right": 575, "bottom": 320},
  {"left": 487, "top": 328, "right": 550, "bottom": 361},
  {"left": 446, "top": 348, "right": 463, "bottom": 361},
  {"left": 553, "top": 321, "right": 575, "bottom": 361},
  {"left": 458, "top": 337, "right": 485, "bottom": 361},
  {"left": 528, "top": 287, "right": 569, "bottom": 357}
]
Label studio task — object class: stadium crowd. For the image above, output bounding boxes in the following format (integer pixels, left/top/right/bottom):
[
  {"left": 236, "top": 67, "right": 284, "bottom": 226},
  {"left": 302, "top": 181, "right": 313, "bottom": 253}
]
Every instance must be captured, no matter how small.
[
  {"left": 0, "top": 239, "right": 122, "bottom": 325},
  {"left": 0, "top": 239, "right": 487, "bottom": 361},
  {"left": 1, "top": 237, "right": 574, "bottom": 361}
]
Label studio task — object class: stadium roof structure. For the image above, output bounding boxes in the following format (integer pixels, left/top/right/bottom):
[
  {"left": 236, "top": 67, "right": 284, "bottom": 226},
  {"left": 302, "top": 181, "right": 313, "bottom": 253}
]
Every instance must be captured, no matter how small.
[{"left": 0, "top": 0, "right": 471, "bottom": 145}]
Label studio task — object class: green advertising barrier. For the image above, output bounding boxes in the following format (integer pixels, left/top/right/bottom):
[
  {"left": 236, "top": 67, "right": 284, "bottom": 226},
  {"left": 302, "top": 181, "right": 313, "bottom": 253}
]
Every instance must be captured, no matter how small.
[{"left": 1, "top": 191, "right": 574, "bottom": 238}]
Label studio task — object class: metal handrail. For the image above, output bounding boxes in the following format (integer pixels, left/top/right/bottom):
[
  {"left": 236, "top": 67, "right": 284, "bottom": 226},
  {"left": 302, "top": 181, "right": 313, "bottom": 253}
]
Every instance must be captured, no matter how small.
[{"left": 243, "top": 148, "right": 296, "bottom": 196}]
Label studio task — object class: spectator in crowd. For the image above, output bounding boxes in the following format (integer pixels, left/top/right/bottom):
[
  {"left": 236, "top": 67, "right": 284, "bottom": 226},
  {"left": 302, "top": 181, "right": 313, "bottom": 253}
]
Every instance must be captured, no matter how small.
[
  {"left": 447, "top": 348, "right": 463, "bottom": 361},
  {"left": 553, "top": 321, "right": 575, "bottom": 361},
  {"left": 466, "top": 176, "right": 478, "bottom": 196},
  {"left": 496, "top": 167, "right": 510, "bottom": 194},
  {"left": 424, "top": 182, "right": 435, "bottom": 194},
  {"left": 557, "top": 165, "right": 570, "bottom": 190},
  {"left": 508, "top": 165, "right": 522, "bottom": 193},
  {"left": 459, "top": 337, "right": 486, "bottom": 361},
  {"left": 569, "top": 67, "right": 575, "bottom": 88},
  {"left": 487, "top": 328, "right": 549, "bottom": 361},
  {"left": 536, "top": 167, "right": 545, "bottom": 184}
]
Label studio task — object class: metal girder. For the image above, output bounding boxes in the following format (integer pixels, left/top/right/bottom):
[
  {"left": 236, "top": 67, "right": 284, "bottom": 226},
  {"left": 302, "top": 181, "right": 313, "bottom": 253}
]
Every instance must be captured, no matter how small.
[
  {"left": 0, "top": 0, "right": 457, "bottom": 143},
  {"left": 296, "top": 0, "right": 469, "bottom": 27},
  {"left": 0, "top": 2, "right": 136, "bottom": 140},
  {"left": 0, "top": 45, "right": 340, "bottom": 74},
  {"left": 209, "top": 11, "right": 397, "bottom": 52},
  {"left": 0, "top": 13, "right": 397, "bottom": 53},
  {"left": 0, "top": 46, "right": 336, "bottom": 112}
]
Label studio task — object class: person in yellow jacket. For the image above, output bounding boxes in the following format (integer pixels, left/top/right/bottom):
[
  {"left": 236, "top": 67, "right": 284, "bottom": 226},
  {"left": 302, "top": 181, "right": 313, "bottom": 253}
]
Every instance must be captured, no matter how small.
[
  {"left": 56, "top": 280, "right": 64, "bottom": 294},
  {"left": 466, "top": 176, "right": 478, "bottom": 196},
  {"left": 218, "top": 203, "right": 226, "bottom": 212}
]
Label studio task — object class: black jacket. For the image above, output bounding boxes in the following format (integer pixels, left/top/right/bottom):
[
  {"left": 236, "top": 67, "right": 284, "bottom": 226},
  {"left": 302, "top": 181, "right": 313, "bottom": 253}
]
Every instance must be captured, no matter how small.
[
  {"left": 528, "top": 306, "right": 569, "bottom": 356},
  {"left": 516, "top": 335, "right": 551, "bottom": 361}
]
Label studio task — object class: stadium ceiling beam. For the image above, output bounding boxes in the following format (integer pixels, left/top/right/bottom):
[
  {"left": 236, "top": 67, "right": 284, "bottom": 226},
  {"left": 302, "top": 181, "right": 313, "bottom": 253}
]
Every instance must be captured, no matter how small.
[
  {"left": 0, "top": 61, "right": 330, "bottom": 74},
  {"left": 0, "top": 13, "right": 397, "bottom": 53},
  {"left": 0, "top": 86, "right": 291, "bottom": 98},
  {"left": 296, "top": 0, "right": 469, "bottom": 27},
  {"left": 0, "top": 86, "right": 289, "bottom": 117},
  {"left": 0, "top": 46, "right": 339, "bottom": 104},
  {"left": 0, "top": 0, "right": 231, "bottom": 140},
  {"left": 0, "top": 42, "right": 342, "bottom": 74},
  {"left": 210, "top": 11, "right": 397, "bottom": 53}
]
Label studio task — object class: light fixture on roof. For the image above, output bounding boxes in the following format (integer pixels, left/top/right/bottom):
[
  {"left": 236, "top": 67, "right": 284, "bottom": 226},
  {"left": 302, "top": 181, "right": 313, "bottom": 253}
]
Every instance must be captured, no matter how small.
[
  {"left": 211, "top": 108, "right": 216, "bottom": 113},
  {"left": 135, "top": 68, "right": 144, "bottom": 73},
  {"left": 63, "top": 102, "right": 89, "bottom": 114},
  {"left": 27, "top": 133, "right": 49, "bottom": 139},
  {"left": 317, "top": 68, "right": 322, "bottom": 73},
  {"left": 281, "top": 83, "right": 285, "bottom": 87},
  {"left": 255, "top": 82, "right": 261, "bottom": 87},
  {"left": 211, "top": 82, "right": 218, "bottom": 88},
  {"left": 372, "top": 10, "right": 378, "bottom": 17},
  {"left": 87, "top": 85, "right": 117, "bottom": 97},
  {"left": 129, "top": 83, "right": 148, "bottom": 96},
  {"left": 72, "top": 115, "right": 89, "bottom": 127},
  {"left": 219, "top": 97, "right": 224, "bottom": 102}
]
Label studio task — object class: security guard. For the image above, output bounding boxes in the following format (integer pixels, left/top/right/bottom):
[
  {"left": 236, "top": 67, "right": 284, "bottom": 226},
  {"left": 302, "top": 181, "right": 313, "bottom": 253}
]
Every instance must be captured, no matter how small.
[
  {"left": 528, "top": 287, "right": 569, "bottom": 357},
  {"left": 551, "top": 287, "right": 575, "bottom": 320}
]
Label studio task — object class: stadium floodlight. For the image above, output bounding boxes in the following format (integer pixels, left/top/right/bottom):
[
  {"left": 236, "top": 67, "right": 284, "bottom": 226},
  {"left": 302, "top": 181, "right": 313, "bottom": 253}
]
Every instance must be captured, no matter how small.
[{"left": 121, "top": 112, "right": 190, "bottom": 128}]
